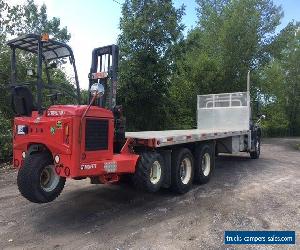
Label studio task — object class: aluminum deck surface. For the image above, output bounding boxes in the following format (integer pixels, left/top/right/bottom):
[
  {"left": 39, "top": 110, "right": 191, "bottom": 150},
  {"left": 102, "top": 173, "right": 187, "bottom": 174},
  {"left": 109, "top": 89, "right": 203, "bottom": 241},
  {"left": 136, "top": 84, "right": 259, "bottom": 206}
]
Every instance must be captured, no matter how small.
[{"left": 126, "top": 129, "right": 249, "bottom": 147}]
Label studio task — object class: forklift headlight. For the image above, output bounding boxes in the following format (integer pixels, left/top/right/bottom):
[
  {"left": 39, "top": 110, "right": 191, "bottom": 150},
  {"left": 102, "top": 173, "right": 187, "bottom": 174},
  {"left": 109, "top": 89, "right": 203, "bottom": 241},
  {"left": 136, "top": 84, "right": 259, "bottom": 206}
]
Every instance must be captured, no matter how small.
[
  {"left": 54, "top": 155, "right": 60, "bottom": 164},
  {"left": 90, "top": 83, "right": 105, "bottom": 97}
]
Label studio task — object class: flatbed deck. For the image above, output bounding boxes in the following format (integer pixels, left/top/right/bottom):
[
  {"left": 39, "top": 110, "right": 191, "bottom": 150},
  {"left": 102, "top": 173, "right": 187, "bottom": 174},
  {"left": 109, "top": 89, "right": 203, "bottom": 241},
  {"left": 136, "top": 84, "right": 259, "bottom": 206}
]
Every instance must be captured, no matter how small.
[{"left": 126, "top": 129, "right": 249, "bottom": 147}]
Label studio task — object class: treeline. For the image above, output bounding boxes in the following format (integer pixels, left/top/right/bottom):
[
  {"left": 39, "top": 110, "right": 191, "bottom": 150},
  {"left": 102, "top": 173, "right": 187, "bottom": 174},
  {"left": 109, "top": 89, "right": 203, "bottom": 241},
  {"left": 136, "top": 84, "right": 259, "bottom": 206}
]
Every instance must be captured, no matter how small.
[
  {"left": 118, "top": 0, "right": 300, "bottom": 137},
  {"left": 0, "top": 0, "right": 299, "bottom": 161}
]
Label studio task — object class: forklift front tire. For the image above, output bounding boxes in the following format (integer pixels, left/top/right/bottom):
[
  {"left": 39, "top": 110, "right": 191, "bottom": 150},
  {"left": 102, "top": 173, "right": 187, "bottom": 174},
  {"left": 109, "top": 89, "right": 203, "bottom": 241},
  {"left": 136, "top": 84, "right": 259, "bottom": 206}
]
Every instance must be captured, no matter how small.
[{"left": 17, "top": 152, "right": 66, "bottom": 203}]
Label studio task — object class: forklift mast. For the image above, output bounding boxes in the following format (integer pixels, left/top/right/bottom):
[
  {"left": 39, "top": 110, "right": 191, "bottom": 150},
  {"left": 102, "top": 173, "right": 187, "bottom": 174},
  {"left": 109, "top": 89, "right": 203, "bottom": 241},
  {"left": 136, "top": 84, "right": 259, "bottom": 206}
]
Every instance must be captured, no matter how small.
[{"left": 88, "top": 45, "right": 119, "bottom": 110}]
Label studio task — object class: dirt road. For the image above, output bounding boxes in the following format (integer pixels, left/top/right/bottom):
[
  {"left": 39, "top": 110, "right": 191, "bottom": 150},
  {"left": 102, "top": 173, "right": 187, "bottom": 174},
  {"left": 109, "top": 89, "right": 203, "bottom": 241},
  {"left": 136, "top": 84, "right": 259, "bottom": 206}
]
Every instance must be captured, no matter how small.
[{"left": 0, "top": 138, "right": 299, "bottom": 249}]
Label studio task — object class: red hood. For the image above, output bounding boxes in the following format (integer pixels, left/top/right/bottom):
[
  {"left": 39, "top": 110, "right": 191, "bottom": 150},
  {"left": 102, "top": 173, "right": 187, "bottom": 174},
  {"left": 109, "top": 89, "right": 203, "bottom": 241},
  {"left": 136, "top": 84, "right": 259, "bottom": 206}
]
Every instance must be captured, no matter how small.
[{"left": 46, "top": 105, "right": 113, "bottom": 118}]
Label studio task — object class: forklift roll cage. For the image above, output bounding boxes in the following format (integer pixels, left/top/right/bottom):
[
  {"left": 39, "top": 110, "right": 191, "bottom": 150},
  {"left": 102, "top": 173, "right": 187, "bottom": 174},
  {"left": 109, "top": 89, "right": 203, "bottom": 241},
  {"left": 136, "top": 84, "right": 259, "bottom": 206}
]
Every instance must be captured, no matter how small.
[{"left": 7, "top": 34, "right": 81, "bottom": 114}]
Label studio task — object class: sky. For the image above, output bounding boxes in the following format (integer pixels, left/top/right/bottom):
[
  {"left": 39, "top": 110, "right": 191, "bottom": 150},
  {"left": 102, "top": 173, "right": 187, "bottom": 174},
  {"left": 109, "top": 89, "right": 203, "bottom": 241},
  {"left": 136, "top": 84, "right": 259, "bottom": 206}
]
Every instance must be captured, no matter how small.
[{"left": 9, "top": 0, "right": 300, "bottom": 90}]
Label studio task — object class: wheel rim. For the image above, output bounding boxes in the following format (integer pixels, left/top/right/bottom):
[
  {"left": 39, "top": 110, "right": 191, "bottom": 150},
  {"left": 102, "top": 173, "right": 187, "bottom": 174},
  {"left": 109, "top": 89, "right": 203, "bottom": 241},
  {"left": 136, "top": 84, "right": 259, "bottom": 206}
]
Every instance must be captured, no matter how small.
[
  {"left": 202, "top": 153, "right": 211, "bottom": 177},
  {"left": 150, "top": 161, "right": 162, "bottom": 185},
  {"left": 40, "top": 165, "right": 60, "bottom": 192},
  {"left": 180, "top": 157, "right": 192, "bottom": 184}
]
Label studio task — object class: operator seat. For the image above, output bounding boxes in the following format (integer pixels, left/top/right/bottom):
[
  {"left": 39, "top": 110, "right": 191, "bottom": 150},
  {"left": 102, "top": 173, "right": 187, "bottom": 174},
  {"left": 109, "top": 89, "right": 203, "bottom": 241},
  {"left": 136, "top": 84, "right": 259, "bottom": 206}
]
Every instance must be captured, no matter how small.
[{"left": 11, "top": 86, "right": 36, "bottom": 117}]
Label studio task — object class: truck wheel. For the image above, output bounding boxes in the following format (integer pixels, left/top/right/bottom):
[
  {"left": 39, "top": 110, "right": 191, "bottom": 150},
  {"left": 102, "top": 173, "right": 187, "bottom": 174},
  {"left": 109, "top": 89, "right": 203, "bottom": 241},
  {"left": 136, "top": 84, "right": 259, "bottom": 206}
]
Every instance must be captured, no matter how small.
[
  {"left": 132, "top": 152, "right": 165, "bottom": 192},
  {"left": 250, "top": 137, "right": 261, "bottom": 159},
  {"left": 17, "top": 152, "right": 66, "bottom": 203},
  {"left": 194, "top": 144, "right": 215, "bottom": 184},
  {"left": 171, "top": 148, "right": 194, "bottom": 194}
]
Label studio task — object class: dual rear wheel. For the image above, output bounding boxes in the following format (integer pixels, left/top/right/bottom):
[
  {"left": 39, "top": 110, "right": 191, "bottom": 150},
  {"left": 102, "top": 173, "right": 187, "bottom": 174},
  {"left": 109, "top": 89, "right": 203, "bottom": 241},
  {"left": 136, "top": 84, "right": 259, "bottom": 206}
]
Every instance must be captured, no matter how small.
[
  {"left": 133, "top": 144, "right": 214, "bottom": 194},
  {"left": 171, "top": 148, "right": 194, "bottom": 194}
]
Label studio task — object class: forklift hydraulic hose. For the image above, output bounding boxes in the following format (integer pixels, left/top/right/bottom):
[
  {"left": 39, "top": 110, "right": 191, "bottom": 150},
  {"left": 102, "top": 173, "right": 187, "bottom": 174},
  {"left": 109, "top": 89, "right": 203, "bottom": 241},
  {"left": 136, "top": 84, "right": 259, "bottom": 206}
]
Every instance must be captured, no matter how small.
[{"left": 78, "top": 94, "right": 97, "bottom": 144}]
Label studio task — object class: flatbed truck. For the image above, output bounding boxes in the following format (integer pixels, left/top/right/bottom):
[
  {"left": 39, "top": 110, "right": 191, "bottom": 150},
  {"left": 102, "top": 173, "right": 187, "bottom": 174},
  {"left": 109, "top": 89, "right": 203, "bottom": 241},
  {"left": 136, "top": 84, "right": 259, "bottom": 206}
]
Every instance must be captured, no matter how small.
[{"left": 8, "top": 34, "right": 263, "bottom": 203}]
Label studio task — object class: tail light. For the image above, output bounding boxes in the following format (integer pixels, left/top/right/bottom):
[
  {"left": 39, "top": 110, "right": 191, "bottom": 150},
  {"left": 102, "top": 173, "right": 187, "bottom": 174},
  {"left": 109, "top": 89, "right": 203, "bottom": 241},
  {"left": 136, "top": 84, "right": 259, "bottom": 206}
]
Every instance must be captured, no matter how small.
[{"left": 65, "top": 125, "right": 69, "bottom": 136}]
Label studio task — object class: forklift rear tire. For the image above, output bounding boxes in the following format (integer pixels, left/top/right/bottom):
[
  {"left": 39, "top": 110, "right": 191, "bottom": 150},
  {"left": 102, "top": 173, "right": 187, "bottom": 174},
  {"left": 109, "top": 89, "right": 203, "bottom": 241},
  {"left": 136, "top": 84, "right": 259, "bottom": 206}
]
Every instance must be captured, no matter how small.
[
  {"left": 194, "top": 144, "right": 215, "bottom": 184},
  {"left": 17, "top": 152, "right": 66, "bottom": 203},
  {"left": 171, "top": 148, "right": 194, "bottom": 194},
  {"left": 132, "top": 152, "right": 165, "bottom": 192}
]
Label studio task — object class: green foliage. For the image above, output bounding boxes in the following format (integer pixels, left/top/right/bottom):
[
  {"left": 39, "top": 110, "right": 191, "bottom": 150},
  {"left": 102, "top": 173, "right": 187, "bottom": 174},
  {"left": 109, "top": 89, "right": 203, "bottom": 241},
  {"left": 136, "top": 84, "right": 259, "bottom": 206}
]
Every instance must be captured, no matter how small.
[
  {"left": 0, "top": 113, "right": 12, "bottom": 161},
  {"left": 117, "top": 0, "right": 298, "bottom": 137},
  {"left": 259, "top": 21, "right": 300, "bottom": 136},
  {"left": 169, "top": 0, "right": 284, "bottom": 129},
  {"left": 80, "top": 89, "right": 89, "bottom": 104},
  {"left": 2, "top": 0, "right": 70, "bottom": 41},
  {"left": 118, "top": 0, "right": 185, "bottom": 131}
]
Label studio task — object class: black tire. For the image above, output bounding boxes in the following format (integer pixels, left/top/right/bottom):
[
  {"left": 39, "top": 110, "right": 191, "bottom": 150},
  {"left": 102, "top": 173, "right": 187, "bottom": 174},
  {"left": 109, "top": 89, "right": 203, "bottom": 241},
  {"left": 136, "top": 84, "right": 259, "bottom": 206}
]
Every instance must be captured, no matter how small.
[
  {"left": 194, "top": 144, "right": 215, "bottom": 184},
  {"left": 250, "top": 136, "right": 261, "bottom": 159},
  {"left": 17, "top": 152, "right": 66, "bottom": 203},
  {"left": 132, "top": 152, "right": 165, "bottom": 192},
  {"left": 171, "top": 148, "right": 194, "bottom": 194}
]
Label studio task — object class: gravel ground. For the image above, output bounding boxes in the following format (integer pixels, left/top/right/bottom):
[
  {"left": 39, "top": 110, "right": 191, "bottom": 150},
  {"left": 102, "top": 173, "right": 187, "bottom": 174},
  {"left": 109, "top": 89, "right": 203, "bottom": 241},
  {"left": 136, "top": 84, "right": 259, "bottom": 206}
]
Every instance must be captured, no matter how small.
[{"left": 0, "top": 138, "right": 299, "bottom": 250}]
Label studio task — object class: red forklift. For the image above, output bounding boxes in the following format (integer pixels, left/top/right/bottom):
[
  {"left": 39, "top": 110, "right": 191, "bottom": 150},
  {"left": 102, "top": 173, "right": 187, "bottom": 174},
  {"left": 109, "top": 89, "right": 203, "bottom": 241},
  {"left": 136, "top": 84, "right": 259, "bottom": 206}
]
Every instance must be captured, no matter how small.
[{"left": 8, "top": 34, "right": 262, "bottom": 203}]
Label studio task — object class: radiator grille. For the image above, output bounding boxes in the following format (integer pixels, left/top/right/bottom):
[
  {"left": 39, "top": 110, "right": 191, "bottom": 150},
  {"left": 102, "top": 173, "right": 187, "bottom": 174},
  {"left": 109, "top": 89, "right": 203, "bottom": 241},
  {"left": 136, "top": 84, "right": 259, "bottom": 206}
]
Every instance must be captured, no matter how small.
[{"left": 85, "top": 119, "right": 108, "bottom": 151}]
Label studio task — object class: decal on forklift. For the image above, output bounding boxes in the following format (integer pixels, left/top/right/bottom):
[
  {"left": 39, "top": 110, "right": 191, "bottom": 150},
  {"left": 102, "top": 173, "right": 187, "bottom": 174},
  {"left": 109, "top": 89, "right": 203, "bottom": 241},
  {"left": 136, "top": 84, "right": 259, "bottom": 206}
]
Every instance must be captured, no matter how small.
[
  {"left": 80, "top": 164, "right": 96, "bottom": 170},
  {"left": 17, "top": 125, "right": 27, "bottom": 135},
  {"left": 47, "top": 110, "right": 65, "bottom": 116},
  {"left": 56, "top": 121, "right": 62, "bottom": 128},
  {"left": 104, "top": 162, "right": 117, "bottom": 173},
  {"left": 50, "top": 126, "right": 56, "bottom": 135}
]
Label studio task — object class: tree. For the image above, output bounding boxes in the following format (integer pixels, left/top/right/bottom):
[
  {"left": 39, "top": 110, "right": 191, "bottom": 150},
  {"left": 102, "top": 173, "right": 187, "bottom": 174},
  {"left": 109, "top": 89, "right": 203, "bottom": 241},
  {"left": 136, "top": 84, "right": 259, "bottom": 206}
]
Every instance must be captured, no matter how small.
[
  {"left": 118, "top": 0, "right": 185, "bottom": 131},
  {"left": 259, "top": 21, "right": 300, "bottom": 136},
  {"left": 3, "top": 0, "right": 70, "bottom": 42},
  {"left": 194, "top": 0, "right": 282, "bottom": 86},
  {"left": 170, "top": 0, "right": 283, "bottom": 129}
]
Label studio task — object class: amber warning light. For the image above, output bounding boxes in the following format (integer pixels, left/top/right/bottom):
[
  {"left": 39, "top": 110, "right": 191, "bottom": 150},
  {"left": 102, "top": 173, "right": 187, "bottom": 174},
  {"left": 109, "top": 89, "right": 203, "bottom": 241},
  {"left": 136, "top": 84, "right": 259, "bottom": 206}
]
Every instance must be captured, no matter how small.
[{"left": 41, "top": 33, "right": 49, "bottom": 42}]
